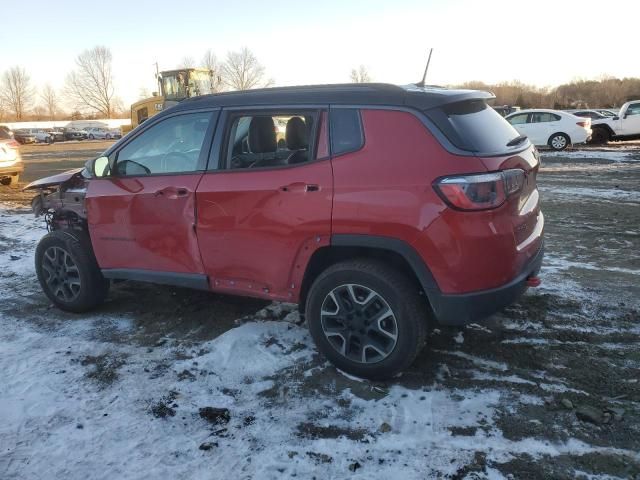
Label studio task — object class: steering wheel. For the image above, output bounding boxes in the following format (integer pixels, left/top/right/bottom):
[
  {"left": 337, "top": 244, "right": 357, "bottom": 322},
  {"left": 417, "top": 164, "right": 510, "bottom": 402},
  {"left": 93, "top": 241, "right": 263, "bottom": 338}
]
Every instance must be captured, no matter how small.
[{"left": 159, "top": 151, "right": 191, "bottom": 172}]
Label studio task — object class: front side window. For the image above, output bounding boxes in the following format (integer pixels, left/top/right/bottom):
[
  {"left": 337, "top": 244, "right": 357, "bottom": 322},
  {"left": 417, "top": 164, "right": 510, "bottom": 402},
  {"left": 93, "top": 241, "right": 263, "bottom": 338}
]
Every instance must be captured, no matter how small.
[
  {"left": 224, "top": 111, "right": 317, "bottom": 169},
  {"left": 116, "top": 112, "right": 211, "bottom": 176},
  {"left": 626, "top": 103, "right": 640, "bottom": 116}
]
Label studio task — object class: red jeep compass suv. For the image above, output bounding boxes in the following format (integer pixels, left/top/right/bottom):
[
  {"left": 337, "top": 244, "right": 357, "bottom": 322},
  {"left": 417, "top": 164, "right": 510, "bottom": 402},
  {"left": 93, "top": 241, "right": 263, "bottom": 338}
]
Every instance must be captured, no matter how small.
[{"left": 26, "top": 84, "right": 543, "bottom": 379}]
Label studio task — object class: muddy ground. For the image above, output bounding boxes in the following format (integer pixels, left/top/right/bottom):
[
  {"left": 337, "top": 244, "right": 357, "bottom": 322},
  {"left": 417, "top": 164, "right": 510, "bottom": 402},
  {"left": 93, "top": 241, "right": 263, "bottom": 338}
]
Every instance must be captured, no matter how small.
[{"left": 0, "top": 142, "right": 639, "bottom": 479}]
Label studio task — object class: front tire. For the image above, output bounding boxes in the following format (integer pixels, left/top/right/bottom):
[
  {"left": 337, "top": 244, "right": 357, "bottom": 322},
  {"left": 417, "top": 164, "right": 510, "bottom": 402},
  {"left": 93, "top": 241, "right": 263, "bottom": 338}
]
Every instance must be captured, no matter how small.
[
  {"left": 35, "top": 230, "right": 109, "bottom": 312},
  {"left": 590, "top": 127, "right": 610, "bottom": 144},
  {"left": 548, "top": 132, "right": 570, "bottom": 151},
  {"left": 306, "top": 260, "right": 429, "bottom": 380}
]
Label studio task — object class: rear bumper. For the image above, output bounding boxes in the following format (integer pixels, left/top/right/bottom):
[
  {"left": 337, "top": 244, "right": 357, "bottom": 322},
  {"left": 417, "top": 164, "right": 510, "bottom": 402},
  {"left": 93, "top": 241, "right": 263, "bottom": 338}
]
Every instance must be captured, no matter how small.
[{"left": 429, "top": 243, "right": 544, "bottom": 326}]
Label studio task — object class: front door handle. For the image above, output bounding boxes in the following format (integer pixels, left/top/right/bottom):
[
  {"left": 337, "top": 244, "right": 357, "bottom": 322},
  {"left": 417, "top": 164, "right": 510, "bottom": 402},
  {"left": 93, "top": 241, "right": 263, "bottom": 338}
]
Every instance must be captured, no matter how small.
[{"left": 279, "top": 182, "right": 320, "bottom": 193}]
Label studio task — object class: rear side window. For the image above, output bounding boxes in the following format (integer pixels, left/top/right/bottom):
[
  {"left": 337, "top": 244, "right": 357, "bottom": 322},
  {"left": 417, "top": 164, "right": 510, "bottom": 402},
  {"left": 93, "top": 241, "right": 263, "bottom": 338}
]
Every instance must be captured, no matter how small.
[
  {"left": 426, "top": 100, "right": 524, "bottom": 155},
  {"left": 330, "top": 108, "right": 363, "bottom": 156},
  {"left": 531, "top": 112, "right": 560, "bottom": 123}
]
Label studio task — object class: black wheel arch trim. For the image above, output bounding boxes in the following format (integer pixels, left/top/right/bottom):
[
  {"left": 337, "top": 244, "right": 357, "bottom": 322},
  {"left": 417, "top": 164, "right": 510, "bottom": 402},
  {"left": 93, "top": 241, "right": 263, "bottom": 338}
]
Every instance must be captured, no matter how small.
[
  {"left": 330, "top": 234, "right": 441, "bottom": 293},
  {"left": 330, "top": 234, "right": 544, "bottom": 326}
]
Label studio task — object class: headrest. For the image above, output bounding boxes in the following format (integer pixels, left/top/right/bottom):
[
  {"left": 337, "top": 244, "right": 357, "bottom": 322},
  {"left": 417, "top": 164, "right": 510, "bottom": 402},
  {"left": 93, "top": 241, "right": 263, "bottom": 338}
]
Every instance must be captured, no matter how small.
[
  {"left": 249, "top": 117, "right": 277, "bottom": 153},
  {"left": 285, "top": 117, "right": 308, "bottom": 150}
]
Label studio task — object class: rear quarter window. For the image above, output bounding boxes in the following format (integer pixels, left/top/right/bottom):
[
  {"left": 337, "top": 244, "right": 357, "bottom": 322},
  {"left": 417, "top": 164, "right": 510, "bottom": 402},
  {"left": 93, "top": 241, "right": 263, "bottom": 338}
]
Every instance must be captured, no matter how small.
[
  {"left": 330, "top": 108, "right": 363, "bottom": 156},
  {"left": 426, "top": 100, "right": 524, "bottom": 155}
]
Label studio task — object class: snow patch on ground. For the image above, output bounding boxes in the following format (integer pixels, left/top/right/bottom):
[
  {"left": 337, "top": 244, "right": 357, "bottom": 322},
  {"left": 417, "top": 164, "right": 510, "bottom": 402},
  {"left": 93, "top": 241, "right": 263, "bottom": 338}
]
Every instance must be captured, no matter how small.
[
  {"left": 542, "top": 150, "right": 640, "bottom": 161},
  {"left": 1, "top": 194, "right": 639, "bottom": 479},
  {"left": 538, "top": 184, "right": 640, "bottom": 203}
]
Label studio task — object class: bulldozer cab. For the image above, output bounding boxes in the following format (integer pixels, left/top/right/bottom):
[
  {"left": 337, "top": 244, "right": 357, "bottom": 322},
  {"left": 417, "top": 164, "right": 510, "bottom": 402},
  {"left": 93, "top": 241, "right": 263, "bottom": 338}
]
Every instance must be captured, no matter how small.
[{"left": 123, "top": 68, "right": 215, "bottom": 135}]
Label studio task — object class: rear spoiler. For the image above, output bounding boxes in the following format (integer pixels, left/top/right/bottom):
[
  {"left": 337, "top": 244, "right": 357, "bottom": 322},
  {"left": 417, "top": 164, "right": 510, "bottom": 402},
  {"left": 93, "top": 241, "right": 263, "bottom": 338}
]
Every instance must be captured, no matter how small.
[{"left": 403, "top": 86, "right": 495, "bottom": 110}]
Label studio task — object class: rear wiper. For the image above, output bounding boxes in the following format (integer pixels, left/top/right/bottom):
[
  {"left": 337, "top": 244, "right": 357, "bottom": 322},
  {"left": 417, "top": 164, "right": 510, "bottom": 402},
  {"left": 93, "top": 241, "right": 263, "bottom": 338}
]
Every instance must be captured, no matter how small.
[{"left": 507, "top": 134, "right": 528, "bottom": 147}]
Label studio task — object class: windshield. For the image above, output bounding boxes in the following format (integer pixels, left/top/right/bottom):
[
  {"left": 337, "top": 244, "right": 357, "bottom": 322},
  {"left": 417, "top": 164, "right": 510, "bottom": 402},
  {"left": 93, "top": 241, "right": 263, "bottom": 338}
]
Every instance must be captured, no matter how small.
[{"left": 161, "top": 70, "right": 213, "bottom": 101}]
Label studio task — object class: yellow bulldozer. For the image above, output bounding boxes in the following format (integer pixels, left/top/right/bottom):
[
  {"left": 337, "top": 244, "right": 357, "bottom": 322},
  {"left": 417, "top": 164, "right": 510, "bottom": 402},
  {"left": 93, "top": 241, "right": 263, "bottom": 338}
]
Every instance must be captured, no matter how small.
[{"left": 122, "top": 68, "right": 216, "bottom": 135}]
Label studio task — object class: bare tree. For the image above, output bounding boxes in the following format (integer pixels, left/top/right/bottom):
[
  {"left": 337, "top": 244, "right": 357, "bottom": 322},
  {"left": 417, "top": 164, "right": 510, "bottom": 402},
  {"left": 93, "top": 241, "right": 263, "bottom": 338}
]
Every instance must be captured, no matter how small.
[
  {"left": 65, "top": 46, "right": 116, "bottom": 117},
  {"left": 0, "top": 66, "right": 34, "bottom": 120},
  {"left": 40, "top": 83, "right": 58, "bottom": 119},
  {"left": 350, "top": 65, "right": 371, "bottom": 83},
  {"left": 201, "top": 49, "right": 224, "bottom": 92},
  {"left": 179, "top": 56, "right": 196, "bottom": 69},
  {"left": 33, "top": 104, "right": 47, "bottom": 121},
  {"left": 222, "top": 47, "right": 272, "bottom": 91}
]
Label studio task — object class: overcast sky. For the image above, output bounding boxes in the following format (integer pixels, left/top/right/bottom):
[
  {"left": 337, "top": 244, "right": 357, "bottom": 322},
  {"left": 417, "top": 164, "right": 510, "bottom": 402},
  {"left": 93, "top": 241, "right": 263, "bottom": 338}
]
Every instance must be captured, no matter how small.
[{"left": 1, "top": 0, "right": 638, "bottom": 107}]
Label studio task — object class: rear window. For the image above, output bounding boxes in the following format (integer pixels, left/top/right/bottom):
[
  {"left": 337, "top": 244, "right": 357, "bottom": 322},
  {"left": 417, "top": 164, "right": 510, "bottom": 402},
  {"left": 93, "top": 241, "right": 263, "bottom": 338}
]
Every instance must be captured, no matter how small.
[
  {"left": 426, "top": 100, "right": 524, "bottom": 155},
  {"left": 330, "top": 108, "right": 363, "bottom": 156}
]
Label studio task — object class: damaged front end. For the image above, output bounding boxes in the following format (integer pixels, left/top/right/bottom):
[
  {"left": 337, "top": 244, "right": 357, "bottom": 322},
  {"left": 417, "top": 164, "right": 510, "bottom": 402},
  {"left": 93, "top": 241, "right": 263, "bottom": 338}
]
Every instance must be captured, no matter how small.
[{"left": 24, "top": 168, "right": 89, "bottom": 232}]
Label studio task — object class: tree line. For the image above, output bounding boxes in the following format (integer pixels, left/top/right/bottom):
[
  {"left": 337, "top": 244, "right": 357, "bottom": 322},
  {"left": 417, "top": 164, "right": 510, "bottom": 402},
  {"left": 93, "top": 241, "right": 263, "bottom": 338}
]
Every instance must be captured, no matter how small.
[
  {"left": 2, "top": 49, "right": 638, "bottom": 123},
  {"left": 456, "top": 77, "right": 640, "bottom": 109}
]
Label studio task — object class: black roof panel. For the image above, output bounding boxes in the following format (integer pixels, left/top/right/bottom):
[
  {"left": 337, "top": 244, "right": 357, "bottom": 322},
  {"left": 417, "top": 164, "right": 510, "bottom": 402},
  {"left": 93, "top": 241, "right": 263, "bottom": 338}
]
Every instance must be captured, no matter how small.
[{"left": 174, "top": 83, "right": 494, "bottom": 111}]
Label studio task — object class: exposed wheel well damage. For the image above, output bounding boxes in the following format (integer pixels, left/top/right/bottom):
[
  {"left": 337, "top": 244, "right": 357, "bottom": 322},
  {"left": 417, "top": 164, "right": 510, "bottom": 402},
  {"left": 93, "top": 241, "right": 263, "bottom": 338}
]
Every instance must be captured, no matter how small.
[{"left": 29, "top": 171, "right": 89, "bottom": 234}]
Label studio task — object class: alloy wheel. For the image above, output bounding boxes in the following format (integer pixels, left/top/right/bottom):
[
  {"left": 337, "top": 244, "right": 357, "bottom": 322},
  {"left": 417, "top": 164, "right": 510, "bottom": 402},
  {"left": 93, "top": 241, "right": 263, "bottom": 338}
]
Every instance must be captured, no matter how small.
[
  {"left": 551, "top": 135, "right": 567, "bottom": 150},
  {"left": 320, "top": 284, "right": 398, "bottom": 364},
  {"left": 41, "top": 246, "right": 81, "bottom": 302}
]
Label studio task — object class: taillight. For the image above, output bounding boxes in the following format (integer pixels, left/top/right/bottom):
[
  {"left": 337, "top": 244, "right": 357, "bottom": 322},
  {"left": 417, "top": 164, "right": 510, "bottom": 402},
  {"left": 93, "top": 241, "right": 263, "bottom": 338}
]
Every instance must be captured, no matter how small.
[
  {"left": 434, "top": 169, "right": 525, "bottom": 211},
  {"left": 6, "top": 140, "right": 19, "bottom": 148},
  {"left": 576, "top": 121, "right": 588, "bottom": 127}
]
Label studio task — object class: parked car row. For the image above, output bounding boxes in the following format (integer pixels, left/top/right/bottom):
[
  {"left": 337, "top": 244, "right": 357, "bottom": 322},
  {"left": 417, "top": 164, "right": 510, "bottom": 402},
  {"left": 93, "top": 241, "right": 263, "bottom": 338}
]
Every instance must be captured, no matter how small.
[
  {"left": 501, "top": 100, "right": 640, "bottom": 148},
  {"left": 5, "top": 126, "right": 122, "bottom": 144}
]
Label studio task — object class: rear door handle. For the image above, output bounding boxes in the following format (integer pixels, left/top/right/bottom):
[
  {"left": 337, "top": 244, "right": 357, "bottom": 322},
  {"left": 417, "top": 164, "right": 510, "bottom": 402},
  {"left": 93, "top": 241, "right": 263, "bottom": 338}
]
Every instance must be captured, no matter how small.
[{"left": 279, "top": 182, "right": 320, "bottom": 193}]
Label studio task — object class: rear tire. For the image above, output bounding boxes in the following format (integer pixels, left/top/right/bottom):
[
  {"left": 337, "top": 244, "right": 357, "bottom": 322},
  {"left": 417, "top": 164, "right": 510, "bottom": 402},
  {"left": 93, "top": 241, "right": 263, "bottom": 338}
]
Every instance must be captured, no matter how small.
[
  {"left": 590, "top": 127, "right": 610, "bottom": 144},
  {"left": 35, "top": 230, "right": 109, "bottom": 312},
  {"left": 548, "top": 132, "right": 570, "bottom": 151},
  {"left": 306, "top": 259, "right": 429, "bottom": 380}
]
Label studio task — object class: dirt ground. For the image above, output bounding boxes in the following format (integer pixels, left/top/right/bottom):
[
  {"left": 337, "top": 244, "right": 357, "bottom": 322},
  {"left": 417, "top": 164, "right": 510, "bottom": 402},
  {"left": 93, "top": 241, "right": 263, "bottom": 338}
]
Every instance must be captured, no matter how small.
[{"left": 0, "top": 142, "right": 639, "bottom": 479}]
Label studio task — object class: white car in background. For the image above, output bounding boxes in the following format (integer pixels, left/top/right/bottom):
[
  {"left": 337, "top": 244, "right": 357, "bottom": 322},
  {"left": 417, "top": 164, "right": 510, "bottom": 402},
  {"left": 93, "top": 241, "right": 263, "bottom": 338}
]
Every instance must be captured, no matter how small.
[
  {"left": 505, "top": 109, "right": 591, "bottom": 150},
  {"left": 85, "top": 127, "right": 117, "bottom": 140}
]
